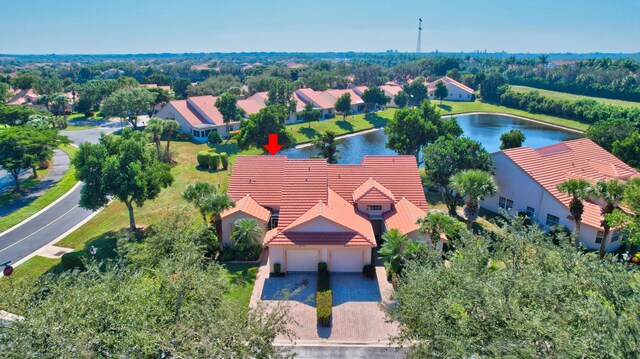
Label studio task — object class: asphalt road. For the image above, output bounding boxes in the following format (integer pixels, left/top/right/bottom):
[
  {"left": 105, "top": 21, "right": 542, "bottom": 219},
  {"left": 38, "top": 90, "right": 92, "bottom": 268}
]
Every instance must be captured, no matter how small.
[
  {"left": 0, "top": 122, "right": 120, "bottom": 267},
  {"left": 286, "top": 345, "right": 408, "bottom": 358}
]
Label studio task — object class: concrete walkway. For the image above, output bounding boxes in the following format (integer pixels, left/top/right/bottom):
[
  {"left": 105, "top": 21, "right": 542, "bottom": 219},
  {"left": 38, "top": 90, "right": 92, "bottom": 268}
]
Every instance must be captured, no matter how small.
[{"left": 0, "top": 149, "right": 70, "bottom": 217}]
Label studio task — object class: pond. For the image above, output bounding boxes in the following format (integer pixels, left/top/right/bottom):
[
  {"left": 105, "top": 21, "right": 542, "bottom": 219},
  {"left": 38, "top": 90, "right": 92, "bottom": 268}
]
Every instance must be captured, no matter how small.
[{"left": 282, "top": 113, "right": 582, "bottom": 164}]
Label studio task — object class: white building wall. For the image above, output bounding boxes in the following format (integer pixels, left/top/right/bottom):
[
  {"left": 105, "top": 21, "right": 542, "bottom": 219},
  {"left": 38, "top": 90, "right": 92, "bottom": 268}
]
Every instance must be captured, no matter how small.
[
  {"left": 220, "top": 212, "right": 268, "bottom": 245},
  {"left": 481, "top": 152, "right": 620, "bottom": 251},
  {"left": 288, "top": 218, "right": 352, "bottom": 233},
  {"left": 267, "top": 245, "right": 371, "bottom": 273},
  {"left": 428, "top": 84, "right": 473, "bottom": 102}
]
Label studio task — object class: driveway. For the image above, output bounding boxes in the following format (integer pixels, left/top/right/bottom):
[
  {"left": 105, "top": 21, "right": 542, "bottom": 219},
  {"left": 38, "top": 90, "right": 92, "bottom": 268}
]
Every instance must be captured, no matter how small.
[{"left": 251, "top": 254, "right": 398, "bottom": 344}]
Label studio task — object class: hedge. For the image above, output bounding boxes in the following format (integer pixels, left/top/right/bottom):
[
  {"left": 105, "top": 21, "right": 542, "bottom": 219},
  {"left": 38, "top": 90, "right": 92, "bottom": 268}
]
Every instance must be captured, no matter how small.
[
  {"left": 209, "top": 153, "right": 221, "bottom": 170},
  {"left": 316, "top": 262, "right": 332, "bottom": 327},
  {"left": 197, "top": 150, "right": 212, "bottom": 168},
  {"left": 220, "top": 152, "right": 229, "bottom": 170},
  {"left": 61, "top": 253, "right": 86, "bottom": 271},
  {"left": 196, "top": 150, "right": 222, "bottom": 170}
]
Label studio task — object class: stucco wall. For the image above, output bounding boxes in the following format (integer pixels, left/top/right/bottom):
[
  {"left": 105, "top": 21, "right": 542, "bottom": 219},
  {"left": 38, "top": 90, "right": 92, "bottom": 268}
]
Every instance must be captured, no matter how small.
[
  {"left": 220, "top": 212, "right": 268, "bottom": 246},
  {"left": 268, "top": 245, "right": 371, "bottom": 273},
  {"left": 482, "top": 152, "right": 620, "bottom": 251},
  {"left": 288, "top": 217, "right": 352, "bottom": 233},
  {"left": 428, "top": 84, "right": 473, "bottom": 101}
]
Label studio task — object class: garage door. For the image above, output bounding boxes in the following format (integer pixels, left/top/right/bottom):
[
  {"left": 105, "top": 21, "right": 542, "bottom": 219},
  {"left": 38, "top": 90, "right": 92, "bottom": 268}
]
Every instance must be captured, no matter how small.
[
  {"left": 286, "top": 250, "right": 320, "bottom": 272},
  {"left": 329, "top": 250, "right": 364, "bottom": 272}
]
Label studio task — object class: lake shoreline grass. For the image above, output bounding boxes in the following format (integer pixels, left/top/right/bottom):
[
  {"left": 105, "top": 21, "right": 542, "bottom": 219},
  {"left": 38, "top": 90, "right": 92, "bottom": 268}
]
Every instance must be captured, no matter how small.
[{"left": 510, "top": 85, "right": 640, "bottom": 108}]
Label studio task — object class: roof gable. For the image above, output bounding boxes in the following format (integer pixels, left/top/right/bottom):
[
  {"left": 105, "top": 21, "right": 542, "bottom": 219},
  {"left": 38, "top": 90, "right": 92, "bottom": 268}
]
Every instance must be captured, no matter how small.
[
  {"left": 221, "top": 194, "right": 271, "bottom": 222},
  {"left": 353, "top": 177, "right": 395, "bottom": 203}
]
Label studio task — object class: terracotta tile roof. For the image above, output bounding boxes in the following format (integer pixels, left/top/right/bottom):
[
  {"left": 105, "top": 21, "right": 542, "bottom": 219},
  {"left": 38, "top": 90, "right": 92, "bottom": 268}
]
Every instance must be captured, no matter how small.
[
  {"left": 169, "top": 99, "right": 211, "bottom": 126},
  {"left": 351, "top": 86, "right": 369, "bottom": 96},
  {"left": 384, "top": 197, "right": 427, "bottom": 235},
  {"left": 266, "top": 232, "right": 374, "bottom": 246},
  {"left": 296, "top": 88, "right": 334, "bottom": 109},
  {"left": 166, "top": 95, "right": 244, "bottom": 127},
  {"left": 501, "top": 138, "right": 639, "bottom": 227},
  {"left": 228, "top": 155, "right": 427, "bottom": 247},
  {"left": 426, "top": 76, "right": 474, "bottom": 94},
  {"left": 323, "top": 89, "right": 364, "bottom": 105},
  {"left": 237, "top": 97, "right": 265, "bottom": 115},
  {"left": 248, "top": 91, "right": 306, "bottom": 112},
  {"left": 353, "top": 177, "right": 395, "bottom": 203},
  {"left": 380, "top": 84, "right": 402, "bottom": 96},
  {"left": 221, "top": 194, "right": 271, "bottom": 222}
]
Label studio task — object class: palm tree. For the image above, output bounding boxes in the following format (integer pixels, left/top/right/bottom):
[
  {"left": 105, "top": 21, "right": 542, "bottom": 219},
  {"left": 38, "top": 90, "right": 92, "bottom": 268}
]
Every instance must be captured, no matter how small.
[
  {"left": 145, "top": 118, "right": 165, "bottom": 154},
  {"left": 183, "top": 181, "right": 235, "bottom": 241},
  {"left": 163, "top": 119, "right": 180, "bottom": 151},
  {"left": 313, "top": 131, "right": 340, "bottom": 164},
  {"left": 417, "top": 211, "right": 463, "bottom": 248},
  {"left": 590, "top": 179, "right": 626, "bottom": 259},
  {"left": 231, "top": 218, "right": 262, "bottom": 250},
  {"left": 450, "top": 169, "right": 498, "bottom": 230},
  {"left": 557, "top": 179, "right": 591, "bottom": 247},
  {"left": 183, "top": 182, "right": 216, "bottom": 225},
  {"left": 379, "top": 229, "right": 422, "bottom": 275},
  {"left": 538, "top": 54, "right": 549, "bottom": 66},
  {"left": 52, "top": 93, "right": 69, "bottom": 128}
]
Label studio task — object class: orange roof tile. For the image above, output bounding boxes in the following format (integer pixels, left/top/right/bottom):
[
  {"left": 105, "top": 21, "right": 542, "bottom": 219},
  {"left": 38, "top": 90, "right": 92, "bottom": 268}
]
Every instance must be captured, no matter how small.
[
  {"left": 353, "top": 177, "right": 395, "bottom": 203},
  {"left": 226, "top": 156, "right": 287, "bottom": 208},
  {"left": 426, "top": 76, "right": 474, "bottom": 94},
  {"left": 221, "top": 194, "right": 271, "bottom": 222},
  {"left": 384, "top": 197, "right": 427, "bottom": 235},
  {"left": 237, "top": 97, "right": 265, "bottom": 115},
  {"left": 323, "top": 89, "right": 364, "bottom": 105},
  {"left": 380, "top": 84, "right": 402, "bottom": 96},
  {"left": 501, "top": 138, "right": 639, "bottom": 228},
  {"left": 296, "top": 88, "right": 334, "bottom": 109}
]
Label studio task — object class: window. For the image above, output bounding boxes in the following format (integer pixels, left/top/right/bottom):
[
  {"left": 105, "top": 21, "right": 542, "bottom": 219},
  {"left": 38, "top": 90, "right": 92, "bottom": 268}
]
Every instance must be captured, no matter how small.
[
  {"left": 458, "top": 94, "right": 462, "bottom": 98},
  {"left": 546, "top": 214, "right": 560, "bottom": 227},
  {"left": 612, "top": 230, "right": 620, "bottom": 242},
  {"left": 526, "top": 206, "right": 535, "bottom": 217},
  {"left": 367, "top": 205, "right": 383, "bottom": 211},
  {"left": 499, "top": 197, "right": 513, "bottom": 210},
  {"left": 269, "top": 213, "right": 279, "bottom": 230},
  {"left": 595, "top": 230, "right": 604, "bottom": 244}
]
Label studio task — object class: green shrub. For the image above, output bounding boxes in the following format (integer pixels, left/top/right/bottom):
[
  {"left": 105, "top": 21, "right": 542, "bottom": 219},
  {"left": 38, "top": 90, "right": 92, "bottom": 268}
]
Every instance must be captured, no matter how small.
[
  {"left": 274, "top": 263, "right": 281, "bottom": 275},
  {"left": 209, "top": 153, "right": 221, "bottom": 170},
  {"left": 174, "top": 132, "right": 192, "bottom": 141},
  {"left": 61, "top": 253, "right": 86, "bottom": 271},
  {"left": 318, "top": 262, "right": 328, "bottom": 272},
  {"left": 197, "top": 151, "right": 211, "bottom": 168},
  {"left": 220, "top": 152, "right": 229, "bottom": 170},
  {"left": 208, "top": 131, "right": 222, "bottom": 145},
  {"left": 363, "top": 264, "right": 376, "bottom": 279},
  {"left": 316, "top": 290, "right": 332, "bottom": 327}
]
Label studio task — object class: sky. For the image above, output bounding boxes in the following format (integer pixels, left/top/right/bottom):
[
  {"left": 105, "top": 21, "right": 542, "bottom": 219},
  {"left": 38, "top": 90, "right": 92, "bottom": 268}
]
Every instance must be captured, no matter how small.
[{"left": 0, "top": 0, "right": 639, "bottom": 54}]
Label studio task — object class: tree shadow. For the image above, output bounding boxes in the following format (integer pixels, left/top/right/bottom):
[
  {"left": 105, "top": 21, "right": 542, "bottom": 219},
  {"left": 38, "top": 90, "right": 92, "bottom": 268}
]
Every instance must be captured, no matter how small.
[
  {"left": 437, "top": 104, "right": 452, "bottom": 111},
  {"left": 317, "top": 324, "right": 332, "bottom": 339},
  {"left": 336, "top": 120, "right": 354, "bottom": 132},
  {"left": 364, "top": 113, "right": 388, "bottom": 128},
  {"left": 299, "top": 127, "right": 318, "bottom": 139},
  {"left": 46, "top": 229, "right": 123, "bottom": 274}
]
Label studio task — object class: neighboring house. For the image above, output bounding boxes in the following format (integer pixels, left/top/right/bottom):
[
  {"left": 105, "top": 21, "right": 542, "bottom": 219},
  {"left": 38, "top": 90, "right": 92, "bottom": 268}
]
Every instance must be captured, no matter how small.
[
  {"left": 482, "top": 138, "right": 639, "bottom": 252},
  {"left": 244, "top": 91, "right": 306, "bottom": 124},
  {"left": 323, "top": 89, "right": 365, "bottom": 114},
  {"left": 426, "top": 76, "right": 474, "bottom": 101},
  {"left": 222, "top": 155, "right": 431, "bottom": 273},
  {"left": 379, "top": 84, "right": 403, "bottom": 107},
  {"left": 295, "top": 88, "right": 336, "bottom": 119},
  {"left": 155, "top": 95, "right": 241, "bottom": 142},
  {"left": 7, "top": 89, "right": 44, "bottom": 108},
  {"left": 140, "top": 83, "right": 172, "bottom": 93}
]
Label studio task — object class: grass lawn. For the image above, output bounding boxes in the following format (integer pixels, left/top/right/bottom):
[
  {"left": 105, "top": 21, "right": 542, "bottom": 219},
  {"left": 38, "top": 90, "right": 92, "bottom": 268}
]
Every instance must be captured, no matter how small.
[
  {"left": 223, "top": 263, "right": 259, "bottom": 306},
  {"left": 287, "top": 108, "right": 396, "bottom": 144},
  {"left": 510, "top": 85, "right": 640, "bottom": 108},
  {"left": 436, "top": 100, "right": 589, "bottom": 132},
  {"left": 65, "top": 112, "right": 106, "bottom": 131},
  {"left": 0, "top": 144, "right": 79, "bottom": 233},
  {"left": 0, "top": 167, "right": 51, "bottom": 207}
]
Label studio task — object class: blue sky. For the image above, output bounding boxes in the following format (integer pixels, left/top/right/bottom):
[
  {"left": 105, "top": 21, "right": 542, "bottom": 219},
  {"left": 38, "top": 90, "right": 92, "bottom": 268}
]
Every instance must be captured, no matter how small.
[{"left": 0, "top": 0, "right": 638, "bottom": 54}]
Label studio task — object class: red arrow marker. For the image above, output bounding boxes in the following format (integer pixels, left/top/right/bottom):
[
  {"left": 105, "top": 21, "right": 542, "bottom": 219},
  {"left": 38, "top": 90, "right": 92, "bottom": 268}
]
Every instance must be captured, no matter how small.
[{"left": 263, "top": 133, "right": 283, "bottom": 155}]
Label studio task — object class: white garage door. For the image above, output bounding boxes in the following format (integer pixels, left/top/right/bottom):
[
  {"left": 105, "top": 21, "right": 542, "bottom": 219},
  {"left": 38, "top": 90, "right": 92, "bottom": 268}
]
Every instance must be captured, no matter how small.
[
  {"left": 286, "top": 250, "right": 320, "bottom": 272},
  {"left": 329, "top": 250, "right": 364, "bottom": 272}
]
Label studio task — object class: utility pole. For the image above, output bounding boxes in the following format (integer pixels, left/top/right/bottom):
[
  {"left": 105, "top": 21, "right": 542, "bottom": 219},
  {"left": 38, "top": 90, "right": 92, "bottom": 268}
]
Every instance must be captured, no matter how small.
[{"left": 416, "top": 18, "right": 423, "bottom": 53}]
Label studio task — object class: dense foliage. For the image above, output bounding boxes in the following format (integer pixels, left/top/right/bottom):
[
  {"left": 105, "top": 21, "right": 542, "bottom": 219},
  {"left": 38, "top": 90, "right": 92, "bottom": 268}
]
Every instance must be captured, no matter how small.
[{"left": 390, "top": 217, "right": 640, "bottom": 358}]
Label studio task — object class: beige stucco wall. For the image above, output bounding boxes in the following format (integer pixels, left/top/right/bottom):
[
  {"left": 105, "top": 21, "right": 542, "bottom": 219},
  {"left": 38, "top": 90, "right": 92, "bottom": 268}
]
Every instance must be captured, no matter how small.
[
  {"left": 268, "top": 244, "right": 372, "bottom": 273},
  {"left": 220, "top": 212, "right": 268, "bottom": 246}
]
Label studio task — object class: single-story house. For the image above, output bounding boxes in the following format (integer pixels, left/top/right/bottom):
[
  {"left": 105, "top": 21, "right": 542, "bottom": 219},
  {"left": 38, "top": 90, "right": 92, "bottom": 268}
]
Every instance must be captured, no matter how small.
[
  {"left": 295, "top": 88, "right": 336, "bottom": 119},
  {"left": 7, "top": 89, "right": 43, "bottom": 108},
  {"left": 481, "top": 138, "right": 639, "bottom": 252},
  {"left": 426, "top": 76, "right": 474, "bottom": 101},
  {"left": 379, "top": 84, "right": 403, "bottom": 107},
  {"left": 222, "top": 155, "right": 432, "bottom": 273},
  {"left": 155, "top": 95, "right": 241, "bottom": 142},
  {"left": 323, "top": 89, "right": 365, "bottom": 114},
  {"left": 245, "top": 91, "right": 306, "bottom": 124}
]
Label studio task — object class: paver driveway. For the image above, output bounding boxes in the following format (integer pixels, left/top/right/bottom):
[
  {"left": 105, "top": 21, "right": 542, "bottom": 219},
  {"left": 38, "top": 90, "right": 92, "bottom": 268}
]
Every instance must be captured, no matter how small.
[{"left": 251, "top": 254, "right": 398, "bottom": 344}]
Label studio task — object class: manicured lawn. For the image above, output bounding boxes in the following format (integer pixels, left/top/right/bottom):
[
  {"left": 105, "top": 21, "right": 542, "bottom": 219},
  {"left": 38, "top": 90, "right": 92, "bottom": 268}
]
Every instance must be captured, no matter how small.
[
  {"left": 436, "top": 100, "right": 589, "bottom": 131},
  {"left": 223, "top": 263, "right": 260, "bottom": 306},
  {"left": 510, "top": 85, "right": 640, "bottom": 108},
  {"left": 0, "top": 168, "right": 51, "bottom": 207},
  {"left": 65, "top": 112, "right": 106, "bottom": 131},
  {"left": 287, "top": 108, "right": 396, "bottom": 144},
  {"left": 0, "top": 144, "right": 79, "bottom": 233}
]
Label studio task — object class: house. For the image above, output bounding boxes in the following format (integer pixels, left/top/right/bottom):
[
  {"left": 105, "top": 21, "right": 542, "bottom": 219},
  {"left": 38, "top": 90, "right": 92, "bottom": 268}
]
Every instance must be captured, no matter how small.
[
  {"left": 323, "top": 89, "right": 365, "bottom": 114},
  {"left": 221, "top": 156, "right": 431, "bottom": 273},
  {"left": 140, "top": 83, "right": 172, "bottom": 93},
  {"left": 379, "top": 84, "right": 403, "bottom": 107},
  {"left": 295, "top": 88, "right": 336, "bottom": 119},
  {"left": 155, "top": 95, "right": 241, "bottom": 142},
  {"left": 7, "top": 89, "right": 43, "bottom": 108},
  {"left": 481, "top": 138, "right": 639, "bottom": 252},
  {"left": 245, "top": 91, "right": 306, "bottom": 124},
  {"left": 426, "top": 76, "right": 474, "bottom": 101}
]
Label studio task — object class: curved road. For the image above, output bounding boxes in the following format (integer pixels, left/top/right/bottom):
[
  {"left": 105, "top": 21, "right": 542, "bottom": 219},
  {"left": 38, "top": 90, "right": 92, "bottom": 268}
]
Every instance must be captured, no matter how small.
[{"left": 0, "top": 122, "right": 120, "bottom": 267}]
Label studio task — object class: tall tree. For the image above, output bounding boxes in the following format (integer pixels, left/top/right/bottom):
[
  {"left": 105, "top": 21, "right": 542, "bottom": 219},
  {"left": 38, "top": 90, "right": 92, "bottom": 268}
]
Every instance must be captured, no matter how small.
[
  {"left": 314, "top": 131, "right": 340, "bottom": 164},
  {"left": 394, "top": 90, "right": 409, "bottom": 108},
  {"left": 334, "top": 92, "right": 352, "bottom": 121},
  {"left": 449, "top": 169, "right": 498, "bottom": 229},
  {"left": 417, "top": 212, "right": 465, "bottom": 247},
  {"left": 52, "top": 93, "right": 69, "bottom": 128},
  {"left": 300, "top": 101, "right": 321, "bottom": 128},
  {"left": 606, "top": 178, "right": 640, "bottom": 251},
  {"left": 237, "top": 105, "right": 294, "bottom": 153},
  {"left": 163, "top": 119, "right": 180, "bottom": 151},
  {"left": 499, "top": 129, "right": 526, "bottom": 150},
  {"left": 434, "top": 81, "right": 449, "bottom": 104},
  {"left": 556, "top": 179, "right": 591, "bottom": 247},
  {"left": 145, "top": 117, "right": 165, "bottom": 154},
  {"left": 172, "top": 78, "right": 191, "bottom": 99},
  {"left": 266, "top": 79, "right": 297, "bottom": 117},
  {"left": 73, "top": 128, "right": 174, "bottom": 230},
  {"left": 361, "top": 86, "right": 390, "bottom": 111},
  {"left": 590, "top": 179, "right": 626, "bottom": 259},
  {"left": 480, "top": 73, "right": 507, "bottom": 102},
  {"left": 586, "top": 118, "right": 636, "bottom": 152},
  {"left": 214, "top": 92, "right": 244, "bottom": 140},
  {"left": 612, "top": 131, "right": 640, "bottom": 168},
  {"left": 403, "top": 78, "right": 428, "bottom": 106},
  {"left": 231, "top": 218, "right": 262, "bottom": 250},
  {"left": 100, "top": 88, "right": 156, "bottom": 130},
  {"left": 423, "top": 136, "right": 494, "bottom": 216},
  {"left": 145, "top": 87, "right": 172, "bottom": 118},
  {"left": 379, "top": 229, "right": 423, "bottom": 275},
  {"left": 183, "top": 181, "right": 218, "bottom": 225}
]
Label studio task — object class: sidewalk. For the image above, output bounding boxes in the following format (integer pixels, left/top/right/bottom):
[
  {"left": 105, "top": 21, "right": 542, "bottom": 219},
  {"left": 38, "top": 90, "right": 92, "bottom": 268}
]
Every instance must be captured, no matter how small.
[{"left": 0, "top": 149, "right": 70, "bottom": 217}]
